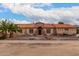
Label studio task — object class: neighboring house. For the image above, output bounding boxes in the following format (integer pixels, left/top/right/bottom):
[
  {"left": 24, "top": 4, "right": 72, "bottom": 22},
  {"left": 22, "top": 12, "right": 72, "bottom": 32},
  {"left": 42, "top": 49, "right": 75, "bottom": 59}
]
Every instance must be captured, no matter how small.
[{"left": 16, "top": 22, "right": 77, "bottom": 36}]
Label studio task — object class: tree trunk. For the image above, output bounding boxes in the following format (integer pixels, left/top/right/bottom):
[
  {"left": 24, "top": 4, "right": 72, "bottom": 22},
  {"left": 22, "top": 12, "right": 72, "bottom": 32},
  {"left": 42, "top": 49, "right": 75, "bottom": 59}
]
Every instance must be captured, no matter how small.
[
  {"left": 9, "top": 32, "right": 13, "bottom": 38},
  {"left": 4, "top": 31, "right": 7, "bottom": 38},
  {"left": 1, "top": 31, "right": 7, "bottom": 39}
]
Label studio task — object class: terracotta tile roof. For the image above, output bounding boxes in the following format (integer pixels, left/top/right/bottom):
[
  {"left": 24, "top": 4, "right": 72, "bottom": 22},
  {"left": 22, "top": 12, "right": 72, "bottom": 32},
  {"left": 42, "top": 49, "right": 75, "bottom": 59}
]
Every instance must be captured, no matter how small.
[
  {"left": 43, "top": 24, "right": 54, "bottom": 28},
  {"left": 53, "top": 24, "right": 76, "bottom": 28},
  {"left": 17, "top": 24, "right": 36, "bottom": 29},
  {"left": 17, "top": 23, "right": 76, "bottom": 29}
]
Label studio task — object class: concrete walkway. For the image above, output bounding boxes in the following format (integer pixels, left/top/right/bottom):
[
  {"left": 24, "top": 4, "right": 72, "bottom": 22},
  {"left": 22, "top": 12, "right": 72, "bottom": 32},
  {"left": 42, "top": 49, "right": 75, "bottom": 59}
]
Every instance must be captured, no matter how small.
[{"left": 0, "top": 40, "right": 79, "bottom": 43}]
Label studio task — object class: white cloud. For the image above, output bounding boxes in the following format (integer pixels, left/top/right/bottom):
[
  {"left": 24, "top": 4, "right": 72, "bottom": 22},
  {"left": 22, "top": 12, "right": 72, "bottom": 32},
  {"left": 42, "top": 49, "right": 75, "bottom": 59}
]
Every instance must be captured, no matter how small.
[
  {"left": 0, "top": 9, "right": 3, "bottom": 12},
  {"left": 12, "top": 19, "right": 31, "bottom": 24},
  {"left": 3, "top": 3, "right": 79, "bottom": 25},
  {"left": 0, "top": 18, "right": 31, "bottom": 24}
]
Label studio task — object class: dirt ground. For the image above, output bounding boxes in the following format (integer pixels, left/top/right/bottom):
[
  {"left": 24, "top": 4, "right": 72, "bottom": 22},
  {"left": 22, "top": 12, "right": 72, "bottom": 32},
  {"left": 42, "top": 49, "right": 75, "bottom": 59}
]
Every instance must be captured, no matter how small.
[{"left": 0, "top": 40, "right": 79, "bottom": 56}]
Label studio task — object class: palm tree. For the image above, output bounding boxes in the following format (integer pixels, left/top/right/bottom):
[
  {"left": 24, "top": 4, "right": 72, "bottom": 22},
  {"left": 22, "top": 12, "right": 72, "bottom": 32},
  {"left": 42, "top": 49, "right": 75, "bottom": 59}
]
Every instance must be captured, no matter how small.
[
  {"left": 0, "top": 20, "right": 9, "bottom": 39},
  {"left": 0, "top": 19, "right": 22, "bottom": 39},
  {"left": 8, "top": 23, "right": 22, "bottom": 38}
]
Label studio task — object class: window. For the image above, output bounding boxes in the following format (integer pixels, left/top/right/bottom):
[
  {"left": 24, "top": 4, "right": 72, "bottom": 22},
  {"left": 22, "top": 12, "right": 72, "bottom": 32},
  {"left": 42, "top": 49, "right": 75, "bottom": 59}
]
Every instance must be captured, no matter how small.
[
  {"left": 64, "top": 28, "right": 68, "bottom": 34},
  {"left": 65, "top": 28, "right": 68, "bottom": 31},
  {"left": 46, "top": 29, "right": 51, "bottom": 33},
  {"left": 29, "top": 29, "right": 33, "bottom": 33}
]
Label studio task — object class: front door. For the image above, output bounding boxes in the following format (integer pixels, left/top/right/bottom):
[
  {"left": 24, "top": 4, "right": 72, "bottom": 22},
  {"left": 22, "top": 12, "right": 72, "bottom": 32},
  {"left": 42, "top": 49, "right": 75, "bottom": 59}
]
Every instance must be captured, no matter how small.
[{"left": 37, "top": 27, "right": 42, "bottom": 35}]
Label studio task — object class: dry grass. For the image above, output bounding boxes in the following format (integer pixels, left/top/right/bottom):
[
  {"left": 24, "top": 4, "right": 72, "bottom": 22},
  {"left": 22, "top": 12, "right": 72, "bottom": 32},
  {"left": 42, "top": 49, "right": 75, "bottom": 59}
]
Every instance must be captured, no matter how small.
[{"left": 0, "top": 41, "right": 79, "bottom": 56}]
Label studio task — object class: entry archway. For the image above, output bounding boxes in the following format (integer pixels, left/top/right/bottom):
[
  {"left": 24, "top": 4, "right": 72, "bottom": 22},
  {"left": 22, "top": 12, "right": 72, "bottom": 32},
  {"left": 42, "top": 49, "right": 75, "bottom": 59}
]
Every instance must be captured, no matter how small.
[{"left": 37, "top": 27, "right": 43, "bottom": 35}]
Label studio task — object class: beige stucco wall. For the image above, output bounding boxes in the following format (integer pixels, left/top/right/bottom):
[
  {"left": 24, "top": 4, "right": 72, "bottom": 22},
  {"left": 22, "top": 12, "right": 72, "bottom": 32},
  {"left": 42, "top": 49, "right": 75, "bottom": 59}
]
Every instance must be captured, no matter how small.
[
  {"left": 67, "top": 29, "right": 76, "bottom": 35},
  {"left": 44, "top": 29, "right": 53, "bottom": 35},
  {"left": 56, "top": 28, "right": 64, "bottom": 34},
  {"left": 19, "top": 28, "right": 77, "bottom": 36},
  {"left": 14, "top": 29, "right": 26, "bottom": 37},
  {"left": 25, "top": 29, "right": 37, "bottom": 35},
  {"left": 24, "top": 28, "right": 54, "bottom": 36},
  {"left": 56, "top": 28, "right": 76, "bottom": 35},
  {"left": 25, "top": 29, "right": 32, "bottom": 35}
]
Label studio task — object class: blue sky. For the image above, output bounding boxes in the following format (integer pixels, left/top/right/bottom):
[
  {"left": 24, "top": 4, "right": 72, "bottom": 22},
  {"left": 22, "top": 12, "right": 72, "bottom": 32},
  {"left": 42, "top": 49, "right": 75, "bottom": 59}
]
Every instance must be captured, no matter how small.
[
  {"left": 0, "top": 3, "right": 79, "bottom": 24},
  {"left": 32, "top": 3, "right": 79, "bottom": 10}
]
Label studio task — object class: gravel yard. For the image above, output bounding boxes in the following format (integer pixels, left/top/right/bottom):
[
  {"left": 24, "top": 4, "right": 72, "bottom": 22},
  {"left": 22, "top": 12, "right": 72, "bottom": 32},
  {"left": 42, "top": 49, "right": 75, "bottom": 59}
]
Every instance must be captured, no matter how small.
[{"left": 0, "top": 40, "right": 78, "bottom": 56}]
